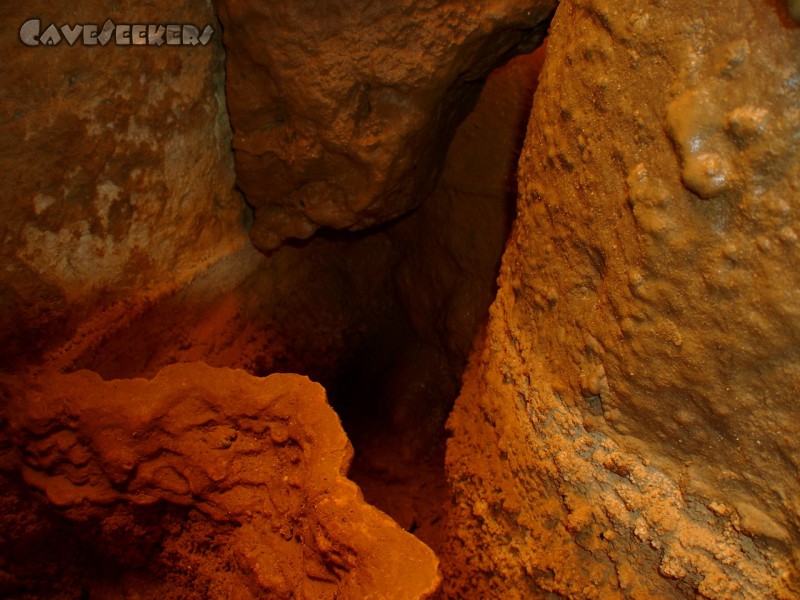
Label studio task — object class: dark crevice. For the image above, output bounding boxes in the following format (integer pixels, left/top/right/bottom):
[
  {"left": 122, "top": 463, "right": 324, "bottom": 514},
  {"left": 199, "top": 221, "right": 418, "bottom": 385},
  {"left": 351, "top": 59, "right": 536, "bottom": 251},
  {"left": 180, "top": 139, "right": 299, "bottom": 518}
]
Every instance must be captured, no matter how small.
[{"left": 322, "top": 45, "right": 546, "bottom": 554}]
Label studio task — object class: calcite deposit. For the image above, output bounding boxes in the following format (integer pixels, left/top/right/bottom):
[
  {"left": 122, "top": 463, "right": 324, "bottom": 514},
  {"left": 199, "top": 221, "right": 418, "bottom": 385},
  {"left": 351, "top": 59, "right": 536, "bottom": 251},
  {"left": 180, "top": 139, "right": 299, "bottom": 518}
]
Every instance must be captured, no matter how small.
[
  {"left": 446, "top": 0, "right": 800, "bottom": 598},
  {"left": 214, "top": 0, "right": 556, "bottom": 250},
  {"left": 1, "top": 364, "right": 439, "bottom": 599}
]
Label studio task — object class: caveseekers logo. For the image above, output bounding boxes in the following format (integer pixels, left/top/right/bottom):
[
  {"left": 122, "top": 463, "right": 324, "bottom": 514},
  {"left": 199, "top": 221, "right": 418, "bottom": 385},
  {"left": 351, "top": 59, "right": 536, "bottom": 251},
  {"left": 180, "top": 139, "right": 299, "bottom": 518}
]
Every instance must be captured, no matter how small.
[{"left": 20, "top": 19, "right": 215, "bottom": 47}]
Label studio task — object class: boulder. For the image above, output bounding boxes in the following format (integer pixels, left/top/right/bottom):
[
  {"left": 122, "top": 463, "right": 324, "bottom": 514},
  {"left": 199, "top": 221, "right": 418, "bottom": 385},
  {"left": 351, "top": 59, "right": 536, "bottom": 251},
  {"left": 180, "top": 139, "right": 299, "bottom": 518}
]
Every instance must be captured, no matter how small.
[
  {"left": 1, "top": 363, "right": 440, "bottom": 599},
  {"left": 215, "top": 0, "right": 556, "bottom": 250}
]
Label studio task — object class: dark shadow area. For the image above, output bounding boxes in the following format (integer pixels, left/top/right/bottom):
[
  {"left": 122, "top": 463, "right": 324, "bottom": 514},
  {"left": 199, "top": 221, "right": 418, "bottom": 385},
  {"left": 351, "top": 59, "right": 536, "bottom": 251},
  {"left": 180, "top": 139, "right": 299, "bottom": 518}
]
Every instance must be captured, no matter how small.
[{"left": 0, "top": 469, "right": 210, "bottom": 600}]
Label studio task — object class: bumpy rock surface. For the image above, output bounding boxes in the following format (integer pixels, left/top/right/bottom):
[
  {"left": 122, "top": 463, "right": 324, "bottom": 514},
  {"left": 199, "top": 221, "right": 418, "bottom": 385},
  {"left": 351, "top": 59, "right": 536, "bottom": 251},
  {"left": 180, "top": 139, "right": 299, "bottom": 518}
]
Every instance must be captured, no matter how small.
[
  {"left": 215, "top": 0, "right": 556, "bottom": 250},
  {"left": 446, "top": 0, "right": 800, "bottom": 598},
  {"left": 341, "top": 49, "right": 546, "bottom": 553},
  {"left": 0, "top": 0, "right": 244, "bottom": 367},
  {"left": 51, "top": 50, "right": 546, "bottom": 569},
  {"left": 1, "top": 364, "right": 440, "bottom": 599}
]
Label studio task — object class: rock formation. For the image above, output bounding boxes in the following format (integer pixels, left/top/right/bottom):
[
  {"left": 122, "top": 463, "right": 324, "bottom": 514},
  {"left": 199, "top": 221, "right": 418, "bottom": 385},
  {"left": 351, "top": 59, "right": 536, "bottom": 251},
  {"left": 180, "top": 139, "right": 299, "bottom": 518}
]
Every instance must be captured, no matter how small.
[
  {"left": 0, "top": 1, "right": 443, "bottom": 598},
  {"left": 1, "top": 364, "right": 439, "bottom": 599},
  {"left": 445, "top": 0, "right": 800, "bottom": 597},
  {"left": 3, "top": 0, "right": 800, "bottom": 597},
  {"left": 215, "top": 0, "right": 556, "bottom": 250},
  {"left": 0, "top": 0, "right": 244, "bottom": 368}
]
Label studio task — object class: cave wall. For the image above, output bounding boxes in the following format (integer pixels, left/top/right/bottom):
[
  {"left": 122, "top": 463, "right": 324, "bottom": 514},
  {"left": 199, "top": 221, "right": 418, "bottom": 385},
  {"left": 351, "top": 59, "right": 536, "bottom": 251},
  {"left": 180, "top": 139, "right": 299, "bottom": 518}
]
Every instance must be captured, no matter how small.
[
  {"left": 0, "top": 2, "right": 445, "bottom": 597},
  {"left": 339, "top": 49, "right": 546, "bottom": 552},
  {"left": 1, "top": 0, "right": 545, "bottom": 597},
  {"left": 0, "top": 0, "right": 245, "bottom": 368},
  {"left": 4, "top": 0, "right": 800, "bottom": 598},
  {"left": 446, "top": 1, "right": 800, "bottom": 598}
]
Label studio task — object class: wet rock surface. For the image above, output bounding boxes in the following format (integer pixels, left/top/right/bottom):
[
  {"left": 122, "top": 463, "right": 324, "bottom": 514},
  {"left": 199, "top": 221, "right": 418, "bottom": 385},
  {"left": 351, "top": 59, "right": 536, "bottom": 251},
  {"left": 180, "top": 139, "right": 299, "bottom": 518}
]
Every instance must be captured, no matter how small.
[
  {"left": 445, "top": 0, "right": 800, "bottom": 597},
  {"left": 215, "top": 0, "right": 556, "bottom": 250}
]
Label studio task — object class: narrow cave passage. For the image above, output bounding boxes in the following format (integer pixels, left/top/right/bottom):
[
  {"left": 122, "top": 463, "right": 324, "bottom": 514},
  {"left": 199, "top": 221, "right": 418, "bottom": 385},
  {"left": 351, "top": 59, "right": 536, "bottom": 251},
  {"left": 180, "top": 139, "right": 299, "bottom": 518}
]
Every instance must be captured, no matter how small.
[
  {"left": 326, "top": 47, "right": 547, "bottom": 554},
  {"left": 60, "top": 48, "right": 547, "bottom": 561},
  {"left": 0, "top": 10, "right": 546, "bottom": 594},
  {"left": 5, "top": 0, "right": 800, "bottom": 596}
]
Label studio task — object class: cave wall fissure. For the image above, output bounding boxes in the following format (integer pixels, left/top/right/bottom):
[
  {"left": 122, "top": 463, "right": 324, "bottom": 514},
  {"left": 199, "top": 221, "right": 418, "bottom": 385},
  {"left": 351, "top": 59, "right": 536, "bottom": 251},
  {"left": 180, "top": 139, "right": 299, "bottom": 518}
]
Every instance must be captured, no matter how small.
[{"left": 0, "top": 0, "right": 551, "bottom": 597}]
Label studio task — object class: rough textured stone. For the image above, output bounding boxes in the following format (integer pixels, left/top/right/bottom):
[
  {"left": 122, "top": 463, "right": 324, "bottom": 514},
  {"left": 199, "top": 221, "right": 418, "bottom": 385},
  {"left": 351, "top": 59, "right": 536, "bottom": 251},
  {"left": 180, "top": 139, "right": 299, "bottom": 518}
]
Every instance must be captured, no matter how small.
[
  {"left": 61, "top": 49, "right": 543, "bottom": 393},
  {"left": 8, "top": 0, "right": 800, "bottom": 597},
  {"left": 446, "top": 0, "right": 800, "bottom": 598},
  {"left": 1, "top": 363, "right": 440, "bottom": 599},
  {"left": 0, "top": 0, "right": 245, "bottom": 368},
  {"left": 341, "top": 48, "right": 545, "bottom": 553},
  {"left": 389, "top": 48, "right": 544, "bottom": 365},
  {"left": 1, "top": 4, "right": 448, "bottom": 595},
  {"left": 44, "top": 51, "right": 545, "bottom": 571},
  {"left": 215, "top": 0, "right": 556, "bottom": 250}
]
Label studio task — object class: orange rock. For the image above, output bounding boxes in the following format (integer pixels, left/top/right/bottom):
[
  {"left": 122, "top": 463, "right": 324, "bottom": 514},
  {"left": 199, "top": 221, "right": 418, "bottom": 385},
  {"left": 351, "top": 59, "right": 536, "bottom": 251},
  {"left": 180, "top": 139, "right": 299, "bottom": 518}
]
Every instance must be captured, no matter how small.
[
  {"left": 2, "top": 363, "right": 440, "bottom": 598},
  {"left": 446, "top": 0, "right": 800, "bottom": 597}
]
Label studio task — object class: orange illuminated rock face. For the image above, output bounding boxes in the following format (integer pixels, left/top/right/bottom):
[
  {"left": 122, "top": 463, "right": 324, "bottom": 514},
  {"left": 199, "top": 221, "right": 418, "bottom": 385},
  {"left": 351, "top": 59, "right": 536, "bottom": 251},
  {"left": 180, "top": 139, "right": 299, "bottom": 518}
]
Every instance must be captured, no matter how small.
[
  {"left": 445, "top": 0, "right": 800, "bottom": 598},
  {"left": 1, "top": 364, "right": 441, "bottom": 599},
  {"left": 215, "top": 0, "right": 556, "bottom": 250}
]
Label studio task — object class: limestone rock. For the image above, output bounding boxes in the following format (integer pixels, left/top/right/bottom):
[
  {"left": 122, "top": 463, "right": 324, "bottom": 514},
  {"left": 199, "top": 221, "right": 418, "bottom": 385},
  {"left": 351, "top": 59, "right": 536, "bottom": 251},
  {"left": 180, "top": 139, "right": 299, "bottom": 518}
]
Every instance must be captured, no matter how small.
[
  {"left": 215, "top": 0, "right": 556, "bottom": 250},
  {"left": 0, "top": 0, "right": 245, "bottom": 368},
  {"left": 446, "top": 0, "right": 800, "bottom": 597},
  {"left": 1, "top": 363, "right": 440, "bottom": 599}
]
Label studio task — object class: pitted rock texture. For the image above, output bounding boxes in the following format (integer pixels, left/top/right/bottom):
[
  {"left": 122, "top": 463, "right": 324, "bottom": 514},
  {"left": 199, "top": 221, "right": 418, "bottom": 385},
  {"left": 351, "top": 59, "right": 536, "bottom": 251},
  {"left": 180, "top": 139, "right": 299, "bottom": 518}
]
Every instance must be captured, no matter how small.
[
  {"left": 1, "top": 363, "right": 440, "bottom": 599},
  {"left": 446, "top": 0, "right": 800, "bottom": 598},
  {"left": 215, "top": 0, "right": 556, "bottom": 250},
  {"left": 0, "top": 0, "right": 244, "bottom": 368}
]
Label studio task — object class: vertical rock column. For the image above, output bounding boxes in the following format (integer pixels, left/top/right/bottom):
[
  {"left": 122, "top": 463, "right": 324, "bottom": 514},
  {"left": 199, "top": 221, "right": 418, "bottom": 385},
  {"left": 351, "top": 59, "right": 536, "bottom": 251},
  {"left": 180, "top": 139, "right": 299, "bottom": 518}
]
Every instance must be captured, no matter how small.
[{"left": 446, "top": 1, "right": 800, "bottom": 598}]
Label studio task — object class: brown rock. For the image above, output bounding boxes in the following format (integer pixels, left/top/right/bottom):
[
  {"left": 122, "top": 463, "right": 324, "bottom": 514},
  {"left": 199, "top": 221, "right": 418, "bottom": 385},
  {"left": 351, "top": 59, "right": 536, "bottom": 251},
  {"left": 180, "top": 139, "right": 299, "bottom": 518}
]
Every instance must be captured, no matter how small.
[
  {"left": 446, "top": 0, "right": 800, "bottom": 598},
  {"left": 41, "top": 51, "right": 546, "bottom": 571},
  {"left": 1, "top": 363, "right": 440, "bottom": 599},
  {"left": 215, "top": 0, "right": 556, "bottom": 250},
  {"left": 389, "top": 48, "right": 545, "bottom": 365},
  {"left": 0, "top": 1, "right": 245, "bottom": 367}
]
